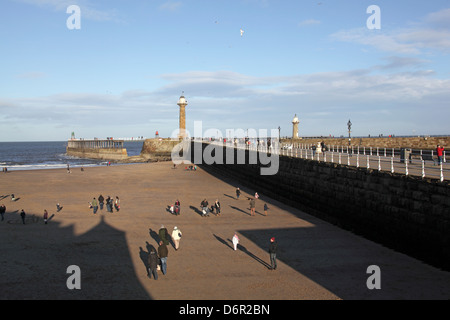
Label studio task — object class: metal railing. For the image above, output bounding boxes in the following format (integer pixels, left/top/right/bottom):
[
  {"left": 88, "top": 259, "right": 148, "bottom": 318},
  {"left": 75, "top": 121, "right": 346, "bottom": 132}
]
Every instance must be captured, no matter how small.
[
  {"left": 196, "top": 139, "right": 448, "bottom": 181},
  {"left": 279, "top": 143, "right": 448, "bottom": 182}
]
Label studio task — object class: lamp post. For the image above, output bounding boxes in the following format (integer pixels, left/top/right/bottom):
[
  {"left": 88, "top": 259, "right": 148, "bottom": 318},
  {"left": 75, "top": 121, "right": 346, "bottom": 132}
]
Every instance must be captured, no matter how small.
[
  {"left": 278, "top": 126, "right": 281, "bottom": 141},
  {"left": 347, "top": 119, "right": 352, "bottom": 146}
]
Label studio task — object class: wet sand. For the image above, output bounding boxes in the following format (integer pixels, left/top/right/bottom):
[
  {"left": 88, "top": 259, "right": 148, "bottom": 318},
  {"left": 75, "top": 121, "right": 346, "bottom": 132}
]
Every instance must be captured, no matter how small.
[{"left": 0, "top": 162, "right": 449, "bottom": 300}]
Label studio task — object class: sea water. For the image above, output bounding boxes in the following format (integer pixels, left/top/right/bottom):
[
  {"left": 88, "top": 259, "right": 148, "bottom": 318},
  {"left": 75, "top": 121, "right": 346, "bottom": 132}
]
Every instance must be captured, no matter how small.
[{"left": 0, "top": 141, "right": 144, "bottom": 171}]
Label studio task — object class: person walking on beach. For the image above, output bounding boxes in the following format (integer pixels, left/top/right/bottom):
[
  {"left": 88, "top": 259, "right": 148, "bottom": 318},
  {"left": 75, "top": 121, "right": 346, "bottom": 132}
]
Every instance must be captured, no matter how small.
[
  {"left": 200, "top": 199, "right": 209, "bottom": 217},
  {"left": 232, "top": 232, "right": 240, "bottom": 251},
  {"left": 66, "top": 164, "right": 71, "bottom": 173},
  {"left": 159, "top": 225, "right": 169, "bottom": 245},
  {"left": 171, "top": 226, "right": 182, "bottom": 250},
  {"left": 106, "top": 196, "right": 112, "bottom": 212},
  {"left": 98, "top": 195, "right": 104, "bottom": 210},
  {"left": 0, "top": 204, "right": 6, "bottom": 221},
  {"left": 436, "top": 145, "right": 445, "bottom": 166},
  {"left": 91, "top": 197, "right": 98, "bottom": 214},
  {"left": 174, "top": 199, "right": 180, "bottom": 215},
  {"left": 147, "top": 247, "right": 159, "bottom": 280},
  {"left": 249, "top": 198, "right": 256, "bottom": 216},
  {"left": 236, "top": 187, "right": 241, "bottom": 200},
  {"left": 20, "top": 209, "right": 26, "bottom": 224},
  {"left": 43, "top": 209, "right": 48, "bottom": 224},
  {"left": 269, "top": 237, "right": 277, "bottom": 270},
  {"left": 158, "top": 240, "right": 168, "bottom": 275},
  {"left": 114, "top": 196, "right": 120, "bottom": 212},
  {"left": 263, "top": 203, "right": 269, "bottom": 216},
  {"left": 214, "top": 199, "right": 221, "bottom": 216},
  {"left": 56, "top": 203, "right": 63, "bottom": 212}
]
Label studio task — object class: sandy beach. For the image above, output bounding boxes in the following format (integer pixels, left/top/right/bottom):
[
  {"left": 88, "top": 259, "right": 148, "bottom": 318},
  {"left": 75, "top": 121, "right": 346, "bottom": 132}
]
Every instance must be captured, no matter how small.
[{"left": 1, "top": 161, "right": 449, "bottom": 300}]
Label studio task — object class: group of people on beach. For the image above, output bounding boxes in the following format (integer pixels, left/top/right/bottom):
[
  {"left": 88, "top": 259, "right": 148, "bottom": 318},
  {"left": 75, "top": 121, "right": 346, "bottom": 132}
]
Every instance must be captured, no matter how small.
[
  {"left": 0, "top": 192, "right": 63, "bottom": 225},
  {"left": 231, "top": 231, "right": 278, "bottom": 270},
  {"left": 147, "top": 224, "right": 183, "bottom": 280},
  {"left": 168, "top": 199, "right": 181, "bottom": 215},
  {"left": 90, "top": 195, "right": 120, "bottom": 214},
  {"left": 199, "top": 198, "right": 221, "bottom": 217},
  {"left": 236, "top": 187, "right": 269, "bottom": 216}
]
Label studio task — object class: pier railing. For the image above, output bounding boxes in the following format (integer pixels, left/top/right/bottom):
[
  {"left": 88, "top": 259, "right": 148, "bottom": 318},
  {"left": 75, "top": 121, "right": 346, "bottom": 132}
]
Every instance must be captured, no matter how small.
[{"left": 199, "top": 139, "right": 448, "bottom": 182}]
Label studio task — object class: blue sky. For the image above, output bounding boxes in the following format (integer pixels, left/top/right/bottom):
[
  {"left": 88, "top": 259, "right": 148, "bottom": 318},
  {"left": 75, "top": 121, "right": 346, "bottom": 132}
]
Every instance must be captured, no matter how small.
[{"left": 1, "top": 0, "right": 449, "bottom": 141}]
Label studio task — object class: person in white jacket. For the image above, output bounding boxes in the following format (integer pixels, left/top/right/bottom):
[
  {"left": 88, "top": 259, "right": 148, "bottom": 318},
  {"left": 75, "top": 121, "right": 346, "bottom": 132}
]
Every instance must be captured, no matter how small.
[
  {"left": 232, "top": 232, "right": 240, "bottom": 251},
  {"left": 172, "top": 226, "right": 182, "bottom": 250}
]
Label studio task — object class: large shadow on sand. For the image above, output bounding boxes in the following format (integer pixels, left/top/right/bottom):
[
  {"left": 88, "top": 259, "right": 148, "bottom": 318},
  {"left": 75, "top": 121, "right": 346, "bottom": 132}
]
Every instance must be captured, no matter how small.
[
  {"left": 200, "top": 166, "right": 450, "bottom": 300},
  {"left": 0, "top": 211, "right": 151, "bottom": 300}
]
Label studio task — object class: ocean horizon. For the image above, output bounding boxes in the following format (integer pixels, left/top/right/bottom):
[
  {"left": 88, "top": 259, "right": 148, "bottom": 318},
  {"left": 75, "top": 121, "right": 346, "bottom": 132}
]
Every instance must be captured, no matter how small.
[{"left": 0, "top": 140, "right": 144, "bottom": 171}]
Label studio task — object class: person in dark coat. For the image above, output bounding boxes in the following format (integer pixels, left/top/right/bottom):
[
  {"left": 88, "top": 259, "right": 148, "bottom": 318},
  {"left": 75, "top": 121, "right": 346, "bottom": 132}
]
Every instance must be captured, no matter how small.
[
  {"left": 20, "top": 209, "right": 26, "bottom": 224},
  {"left": 235, "top": 187, "right": 241, "bottom": 199},
  {"left": 158, "top": 241, "right": 169, "bottom": 275},
  {"left": 147, "top": 247, "right": 159, "bottom": 280},
  {"left": 269, "top": 237, "right": 277, "bottom": 270},
  {"left": 0, "top": 204, "right": 6, "bottom": 221},
  {"left": 98, "top": 195, "right": 104, "bottom": 210},
  {"left": 214, "top": 199, "right": 221, "bottom": 216},
  {"left": 159, "top": 225, "right": 169, "bottom": 245}
]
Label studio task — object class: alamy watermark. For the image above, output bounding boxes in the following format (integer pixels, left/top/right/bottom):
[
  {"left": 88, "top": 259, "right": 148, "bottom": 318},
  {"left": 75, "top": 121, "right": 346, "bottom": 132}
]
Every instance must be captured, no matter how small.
[
  {"left": 66, "top": 265, "right": 81, "bottom": 290},
  {"left": 366, "top": 265, "right": 381, "bottom": 289},
  {"left": 367, "top": 5, "right": 381, "bottom": 30},
  {"left": 170, "top": 121, "right": 280, "bottom": 176},
  {"left": 67, "top": 5, "right": 81, "bottom": 30}
]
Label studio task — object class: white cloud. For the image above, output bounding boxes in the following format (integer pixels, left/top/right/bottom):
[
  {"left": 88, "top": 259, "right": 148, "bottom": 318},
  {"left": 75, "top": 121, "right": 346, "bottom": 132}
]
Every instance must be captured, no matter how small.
[
  {"left": 331, "top": 8, "right": 450, "bottom": 55},
  {"left": 424, "top": 8, "right": 450, "bottom": 28},
  {"left": 2, "top": 67, "right": 450, "bottom": 139},
  {"left": 158, "top": 1, "right": 182, "bottom": 12},
  {"left": 298, "top": 19, "right": 321, "bottom": 27},
  {"left": 15, "top": 72, "right": 47, "bottom": 79}
]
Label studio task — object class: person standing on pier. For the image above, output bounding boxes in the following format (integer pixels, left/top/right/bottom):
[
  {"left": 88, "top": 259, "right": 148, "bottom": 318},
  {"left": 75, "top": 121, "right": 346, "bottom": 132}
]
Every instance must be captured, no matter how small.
[{"left": 436, "top": 145, "right": 445, "bottom": 165}]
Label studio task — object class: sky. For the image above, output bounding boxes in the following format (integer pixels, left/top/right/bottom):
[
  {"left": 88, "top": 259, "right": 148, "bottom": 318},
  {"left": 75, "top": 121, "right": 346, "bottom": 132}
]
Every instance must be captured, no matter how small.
[{"left": 1, "top": 0, "right": 450, "bottom": 141}]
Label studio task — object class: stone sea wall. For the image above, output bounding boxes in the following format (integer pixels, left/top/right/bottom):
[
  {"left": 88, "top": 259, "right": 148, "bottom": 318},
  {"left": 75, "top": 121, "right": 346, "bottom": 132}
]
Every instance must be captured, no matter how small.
[
  {"left": 191, "top": 142, "right": 450, "bottom": 271},
  {"left": 66, "top": 147, "right": 128, "bottom": 161}
]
